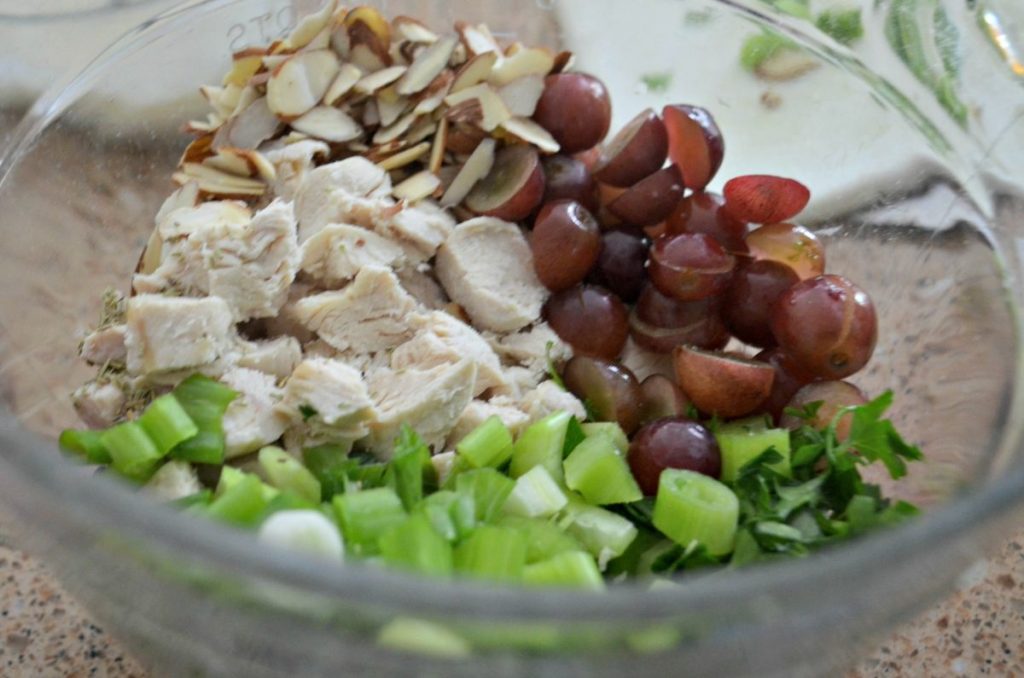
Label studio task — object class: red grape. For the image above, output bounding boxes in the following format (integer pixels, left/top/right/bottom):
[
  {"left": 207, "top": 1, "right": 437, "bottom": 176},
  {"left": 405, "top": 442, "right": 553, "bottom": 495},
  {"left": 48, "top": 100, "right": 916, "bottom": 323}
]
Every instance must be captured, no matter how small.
[
  {"left": 673, "top": 346, "right": 775, "bottom": 418},
  {"left": 780, "top": 381, "right": 868, "bottom": 441},
  {"left": 628, "top": 418, "right": 721, "bottom": 495},
  {"left": 662, "top": 104, "right": 724, "bottom": 191},
  {"left": 562, "top": 356, "right": 642, "bottom": 433},
  {"left": 649, "top": 233, "right": 735, "bottom": 301},
  {"left": 530, "top": 201, "right": 602, "bottom": 292},
  {"left": 591, "top": 230, "right": 648, "bottom": 302},
  {"left": 464, "top": 145, "right": 545, "bottom": 221},
  {"left": 638, "top": 374, "right": 690, "bottom": 426},
  {"left": 723, "top": 175, "right": 810, "bottom": 224},
  {"left": 665, "top": 191, "right": 748, "bottom": 252},
  {"left": 607, "top": 165, "right": 685, "bottom": 226},
  {"left": 632, "top": 284, "right": 729, "bottom": 353},
  {"left": 754, "top": 348, "right": 817, "bottom": 422},
  {"left": 593, "top": 108, "right": 668, "bottom": 187},
  {"left": 745, "top": 222, "right": 825, "bottom": 280},
  {"left": 542, "top": 155, "right": 598, "bottom": 213},
  {"left": 545, "top": 284, "right": 629, "bottom": 360},
  {"left": 533, "top": 73, "right": 612, "bottom": 154},
  {"left": 722, "top": 259, "right": 800, "bottom": 348},
  {"left": 771, "top": 275, "right": 877, "bottom": 380}
]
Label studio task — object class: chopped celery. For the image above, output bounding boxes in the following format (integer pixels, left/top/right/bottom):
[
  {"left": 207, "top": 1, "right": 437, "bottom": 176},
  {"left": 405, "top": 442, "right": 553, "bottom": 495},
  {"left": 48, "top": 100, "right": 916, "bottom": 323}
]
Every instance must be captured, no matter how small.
[
  {"left": 456, "top": 416, "right": 514, "bottom": 469},
  {"left": 258, "top": 446, "right": 322, "bottom": 504},
  {"left": 302, "top": 443, "right": 353, "bottom": 501},
  {"left": 497, "top": 515, "right": 581, "bottom": 563},
  {"left": 217, "top": 466, "right": 278, "bottom": 502},
  {"left": 509, "top": 411, "right": 571, "bottom": 480},
  {"left": 559, "top": 496, "right": 638, "bottom": 567},
  {"left": 169, "top": 375, "right": 237, "bottom": 465},
  {"left": 206, "top": 474, "right": 269, "bottom": 526},
  {"left": 503, "top": 465, "right": 568, "bottom": 518},
  {"left": 815, "top": 8, "right": 864, "bottom": 45},
  {"left": 100, "top": 420, "right": 163, "bottom": 480},
  {"left": 379, "top": 513, "right": 454, "bottom": 576},
  {"left": 377, "top": 618, "right": 471, "bottom": 658},
  {"left": 59, "top": 429, "right": 111, "bottom": 465},
  {"left": 455, "top": 468, "right": 514, "bottom": 523},
  {"left": 332, "top": 487, "right": 406, "bottom": 554},
  {"left": 454, "top": 525, "right": 527, "bottom": 582},
  {"left": 138, "top": 394, "right": 198, "bottom": 455},
  {"left": 387, "top": 425, "right": 433, "bottom": 509},
  {"left": 715, "top": 419, "right": 791, "bottom": 482},
  {"left": 581, "top": 422, "right": 629, "bottom": 455},
  {"left": 563, "top": 436, "right": 642, "bottom": 506},
  {"left": 740, "top": 32, "right": 795, "bottom": 72},
  {"left": 416, "top": 491, "right": 476, "bottom": 542},
  {"left": 523, "top": 550, "right": 604, "bottom": 590},
  {"left": 653, "top": 469, "right": 739, "bottom": 556}
]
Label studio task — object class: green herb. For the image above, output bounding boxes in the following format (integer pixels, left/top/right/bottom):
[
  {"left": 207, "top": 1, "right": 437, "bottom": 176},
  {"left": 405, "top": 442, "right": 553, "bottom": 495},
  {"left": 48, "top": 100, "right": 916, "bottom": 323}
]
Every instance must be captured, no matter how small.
[
  {"left": 640, "top": 72, "right": 672, "bottom": 92},
  {"left": 563, "top": 416, "right": 587, "bottom": 456},
  {"left": 815, "top": 8, "right": 864, "bottom": 45}
]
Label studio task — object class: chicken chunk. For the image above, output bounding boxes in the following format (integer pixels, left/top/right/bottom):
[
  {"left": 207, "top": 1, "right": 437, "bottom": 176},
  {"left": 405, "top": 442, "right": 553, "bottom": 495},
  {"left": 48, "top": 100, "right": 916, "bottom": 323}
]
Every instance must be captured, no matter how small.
[
  {"left": 124, "top": 295, "right": 234, "bottom": 376},
  {"left": 71, "top": 381, "right": 125, "bottom": 429},
  {"left": 143, "top": 461, "right": 201, "bottom": 501},
  {"left": 300, "top": 223, "right": 406, "bottom": 287},
  {"left": 488, "top": 322, "right": 572, "bottom": 384},
  {"left": 220, "top": 368, "right": 289, "bottom": 459},
  {"left": 620, "top": 338, "right": 675, "bottom": 382},
  {"left": 446, "top": 397, "right": 530, "bottom": 447},
  {"left": 262, "top": 139, "right": 330, "bottom": 200},
  {"left": 520, "top": 381, "right": 586, "bottom": 424},
  {"left": 235, "top": 336, "right": 302, "bottom": 380},
  {"left": 294, "top": 157, "right": 396, "bottom": 241},
  {"left": 396, "top": 267, "right": 448, "bottom": 310},
  {"left": 434, "top": 217, "right": 547, "bottom": 332},
  {"left": 365, "top": 359, "right": 478, "bottom": 457},
  {"left": 374, "top": 199, "right": 455, "bottom": 264},
  {"left": 291, "top": 266, "right": 421, "bottom": 355},
  {"left": 278, "top": 358, "right": 377, "bottom": 440},
  {"left": 79, "top": 324, "right": 128, "bottom": 366},
  {"left": 263, "top": 281, "right": 318, "bottom": 344}
]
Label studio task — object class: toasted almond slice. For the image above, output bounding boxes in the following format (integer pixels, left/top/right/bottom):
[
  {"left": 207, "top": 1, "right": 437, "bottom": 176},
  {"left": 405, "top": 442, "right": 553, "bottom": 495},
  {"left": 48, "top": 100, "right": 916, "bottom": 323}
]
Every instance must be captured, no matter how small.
[
  {"left": 324, "top": 63, "right": 362, "bottom": 105},
  {"left": 284, "top": 0, "right": 337, "bottom": 50},
  {"left": 429, "top": 117, "right": 448, "bottom": 174},
  {"left": 488, "top": 46, "right": 555, "bottom": 86},
  {"left": 346, "top": 6, "right": 392, "bottom": 72},
  {"left": 497, "top": 74, "right": 545, "bottom": 117},
  {"left": 393, "top": 16, "right": 439, "bottom": 44},
  {"left": 203, "top": 150, "right": 252, "bottom": 176},
  {"left": 180, "top": 133, "right": 215, "bottom": 165},
  {"left": 349, "top": 42, "right": 389, "bottom": 73},
  {"left": 262, "top": 54, "right": 291, "bottom": 71},
  {"left": 444, "top": 83, "right": 510, "bottom": 131},
  {"left": 450, "top": 42, "right": 468, "bottom": 67},
  {"left": 413, "top": 70, "right": 454, "bottom": 114},
  {"left": 214, "top": 96, "right": 281, "bottom": 150},
  {"left": 348, "top": 141, "right": 371, "bottom": 153},
  {"left": 552, "top": 50, "right": 575, "bottom": 74},
  {"left": 456, "top": 22, "right": 502, "bottom": 58},
  {"left": 354, "top": 65, "right": 407, "bottom": 94},
  {"left": 282, "top": 131, "right": 312, "bottom": 144},
  {"left": 245, "top": 149, "right": 277, "bottom": 181},
  {"left": 344, "top": 5, "right": 391, "bottom": 44},
  {"left": 396, "top": 36, "right": 457, "bottom": 96},
  {"left": 377, "top": 141, "right": 431, "bottom": 171},
  {"left": 291, "top": 106, "right": 363, "bottom": 142},
  {"left": 223, "top": 53, "right": 264, "bottom": 87},
  {"left": 366, "top": 140, "right": 405, "bottom": 159},
  {"left": 405, "top": 118, "right": 437, "bottom": 145},
  {"left": 302, "top": 25, "right": 333, "bottom": 51},
  {"left": 377, "top": 94, "right": 410, "bottom": 127},
  {"left": 373, "top": 111, "right": 418, "bottom": 145},
  {"left": 445, "top": 99, "right": 483, "bottom": 126},
  {"left": 230, "top": 84, "right": 259, "bottom": 117},
  {"left": 393, "top": 170, "right": 441, "bottom": 202},
  {"left": 500, "top": 117, "right": 560, "bottom": 153},
  {"left": 330, "top": 22, "right": 351, "bottom": 58},
  {"left": 176, "top": 163, "right": 266, "bottom": 196},
  {"left": 362, "top": 99, "right": 381, "bottom": 127},
  {"left": 451, "top": 51, "right": 498, "bottom": 93},
  {"left": 201, "top": 84, "right": 243, "bottom": 119},
  {"left": 267, "top": 49, "right": 341, "bottom": 117},
  {"left": 184, "top": 119, "right": 219, "bottom": 134},
  {"left": 441, "top": 137, "right": 495, "bottom": 206}
]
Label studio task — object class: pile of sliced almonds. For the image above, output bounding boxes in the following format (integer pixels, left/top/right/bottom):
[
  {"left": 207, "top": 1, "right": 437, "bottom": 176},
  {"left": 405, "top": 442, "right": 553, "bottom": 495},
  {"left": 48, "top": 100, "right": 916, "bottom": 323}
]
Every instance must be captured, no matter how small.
[{"left": 179, "top": 1, "right": 572, "bottom": 205}]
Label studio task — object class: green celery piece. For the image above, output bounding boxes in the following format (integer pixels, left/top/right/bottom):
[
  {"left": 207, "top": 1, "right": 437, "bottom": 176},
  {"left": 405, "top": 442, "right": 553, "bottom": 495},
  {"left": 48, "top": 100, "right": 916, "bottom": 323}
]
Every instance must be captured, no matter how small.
[
  {"left": 502, "top": 465, "right": 568, "bottom": 518},
  {"left": 653, "top": 469, "right": 739, "bottom": 556},
  {"left": 206, "top": 474, "right": 269, "bottom": 527},
  {"left": 559, "top": 495, "right": 638, "bottom": 565},
  {"left": 258, "top": 446, "right": 322, "bottom": 504},
  {"left": 217, "top": 466, "right": 279, "bottom": 502},
  {"left": 454, "top": 525, "right": 527, "bottom": 582},
  {"left": 773, "top": 0, "right": 811, "bottom": 20},
  {"left": 171, "top": 489, "right": 213, "bottom": 510},
  {"left": 715, "top": 420, "right": 792, "bottom": 482},
  {"left": 379, "top": 513, "right": 454, "bottom": 576},
  {"left": 138, "top": 394, "right": 199, "bottom": 455},
  {"left": 416, "top": 491, "right": 476, "bottom": 542},
  {"left": 100, "top": 421, "right": 163, "bottom": 481},
  {"left": 332, "top": 487, "right": 406, "bottom": 554},
  {"left": 580, "top": 422, "right": 629, "bottom": 455},
  {"left": 497, "top": 515, "right": 581, "bottom": 564},
  {"left": 302, "top": 444, "right": 353, "bottom": 501},
  {"left": 563, "top": 436, "right": 642, "bottom": 506},
  {"left": 261, "top": 492, "right": 318, "bottom": 520},
  {"left": 387, "top": 425, "right": 433, "bottom": 509},
  {"left": 563, "top": 416, "right": 587, "bottom": 456},
  {"left": 59, "top": 429, "right": 111, "bottom": 465},
  {"left": 456, "top": 416, "right": 514, "bottom": 469},
  {"left": 523, "top": 551, "right": 604, "bottom": 590},
  {"left": 377, "top": 618, "right": 471, "bottom": 658},
  {"left": 509, "top": 411, "right": 571, "bottom": 480},
  {"left": 815, "top": 8, "right": 864, "bottom": 45},
  {"left": 169, "top": 375, "right": 237, "bottom": 465},
  {"left": 455, "top": 468, "right": 515, "bottom": 523},
  {"left": 740, "top": 32, "right": 794, "bottom": 72}
]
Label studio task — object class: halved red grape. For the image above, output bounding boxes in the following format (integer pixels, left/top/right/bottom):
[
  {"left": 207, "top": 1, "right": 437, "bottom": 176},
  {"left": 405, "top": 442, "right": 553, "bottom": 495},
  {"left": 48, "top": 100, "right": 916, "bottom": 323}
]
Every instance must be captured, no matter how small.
[
  {"left": 673, "top": 346, "right": 774, "bottom": 418},
  {"left": 754, "top": 348, "right": 817, "bottom": 422},
  {"left": 722, "top": 259, "right": 800, "bottom": 348},
  {"left": 771, "top": 275, "right": 878, "bottom": 380},
  {"left": 607, "top": 166, "right": 685, "bottom": 227},
  {"left": 662, "top": 104, "right": 724, "bottom": 191},
  {"left": 638, "top": 374, "right": 690, "bottom": 426},
  {"left": 530, "top": 201, "right": 602, "bottom": 292},
  {"left": 665, "top": 191, "right": 749, "bottom": 252},
  {"left": 649, "top": 232, "right": 735, "bottom": 301},
  {"left": 562, "top": 356, "right": 642, "bottom": 433},
  {"left": 593, "top": 108, "right": 668, "bottom": 187},
  {"left": 632, "top": 284, "right": 729, "bottom": 353},
  {"left": 541, "top": 155, "right": 598, "bottom": 213},
  {"left": 745, "top": 222, "right": 825, "bottom": 280},
  {"left": 464, "top": 145, "right": 545, "bottom": 221},
  {"left": 591, "top": 230, "right": 648, "bottom": 302},
  {"left": 780, "top": 381, "right": 868, "bottom": 441},
  {"left": 533, "top": 73, "right": 612, "bottom": 154},
  {"left": 545, "top": 284, "right": 629, "bottom": 360},
  {"left": 723, "top": 175, "right": 810, "bottom": 224},
  {"left": 628, "top": 418, "right": 721, "bottom": 495}
]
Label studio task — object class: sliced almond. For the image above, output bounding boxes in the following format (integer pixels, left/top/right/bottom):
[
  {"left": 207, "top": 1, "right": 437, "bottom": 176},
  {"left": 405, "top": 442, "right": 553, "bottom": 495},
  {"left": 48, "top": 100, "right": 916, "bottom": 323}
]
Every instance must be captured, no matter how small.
[
  {"left": 184, "top": 118, "right": 220, "bottom": 134},
  {"left": 366, "top": 140, "right": 405, "bottom": 159},
  {"left": 396, "top": 36, "right": 457, "bottom": 96},
  {"left": 497, "top": 74, "right": 545, "bottom": 117},
  {"left": 203, "top": 149, "right": 252, "bottom": 177},
  {"left": 456, "top": 22, "right": 502, "bottom": 58},
  {"left": 349, "top": 42, "right": 389, "bottom": 73},
  {"left": 376, "top": 141, "right": 431, "bottom": 171},
  {"left": 330, "top": 22, "right": 351, "bottom": 58},
  {"left": 440, "top": 137, "right": 495, "bottom": 206},
  {"left": 344, "top": 6, "right": 392, "bottom": 45},
  {"left": 552, "top": 50, "right": 575, "bottom": 74},
  {"left": 444, "top": 83, "right": 510, "bottom": 131},
  {"left": 302, "top": 25, "right": 333, "bottom": 52},
  {"left": 348, "top": 141, "right": 371, "bottom": 153},
  {"left": 450, "top": 51, "right": 498, "bottom": 93},
  {"left": 175, "top": 163, "right": 266, "bottom": 196},
  {"left": 180, "top": 133, "right": 215, "bottom": 165},
  {"left": 500, "top": 117, "right": 560, "bottom": 153},
  {"left": 429, "top": 117, "right": 448, "bottom": 174},
  {"left": 445, "top": 99, "right": 483, "bottom": 126},
  {"left": 223, "top": 52, "right": 264, "bottom": 87},
  {"left": 393, "top": 170, "right": 441, "bottom": 202},
  {"left": 354, "top": 65, "right": 407, "bottom": 94},
  {"left": 372, "top": 111, "right": 418, "bottom": 145},
  {"left": 405, "top": 118, "right": 437, "bottom": 145},
  {"left": 377, "top": 91, "right": 410, "bottom": 127},
  {"left": 283, "top": 0, "right": 337, "bottom": 50},
  {"left": 201, "top": 84, "right": 243, "bottom": 119},
  {"left": 262, "top": 54, "right": 291, "bottom": 71},
  {"left": 230, "top": 84, "right": 259, "bottom": 117},
  {"left": 397, "top": 40, "right": 424, "bottom": 65},
  {"left": 214, "top": 96, "right": 281, "bottom": 150},
  {"left": 346, "top": 6, "right": 392, "bottom": 72},
  {"left": 488, "top": 47, "right": 554, "bottom": 86},
  {"left": 324, "top": 62, "right": 362, "bottom": 105},
  {"left": 450, "top": 42, "right": 468, "bottom": 68},
  {"left": 266, "top": 49, "right": 341, "bottom": 118},
  {"left": 362, "top": 99, "right": 381, "bottom": 127},
  {"left": 291, "top": 106, "right": 363, "bottom": 142},
  {"left": 393, "top": 16, "right": 439, "bottom": 44},
  {"left": 412, "top": 69, "right": 454, "bottom": 114},
  {"left": 243, "top": 149, "right": 277, "bottom": 181}
]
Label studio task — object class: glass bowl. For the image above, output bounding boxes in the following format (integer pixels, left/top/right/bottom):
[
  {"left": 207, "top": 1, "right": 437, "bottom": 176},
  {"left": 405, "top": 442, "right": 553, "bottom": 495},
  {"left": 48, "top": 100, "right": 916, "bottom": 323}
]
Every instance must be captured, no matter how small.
[{"left": 1, "top": 0, "right": 1023, "bottom": 675}]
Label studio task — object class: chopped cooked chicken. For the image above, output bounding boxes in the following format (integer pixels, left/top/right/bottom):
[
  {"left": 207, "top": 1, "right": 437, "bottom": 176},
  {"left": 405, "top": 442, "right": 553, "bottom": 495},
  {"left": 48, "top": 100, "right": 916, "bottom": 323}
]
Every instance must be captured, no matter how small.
[
  {"left": 80, "top": 324, "right": 128, "bottom": 366},
  {"left": 396, "top": 267, "right": 448, "bottom": 310},
  {"left": 446, "top": 397, "right": 530, "bottom": 446},
  {"left": 390, "top": 310, "right": 508, "bottom": 396},
  {"left": 291, "top": 266, "right": 421, "bottom": 354},
  {"left": 261, "top": 139, "right": 330, "bottom": 199},
  {"left": 278, "top": 358, "right": 378, "bottom": 441},
  {"left": 520, "top": 381, "right": 586, "bottom": 424},
  {"left": 143, "top": 460, "right": 202, "bottom": 501},
  {"left": 235, "top": 336, "right": 302, "bottom": 379},
  {"left": 365, "top": 359, "right": 478, "bottom": 456},
  {"left": 71, "top": 381, "right": 125, "bottom": 429},
  {"left": 220, "top": 368, "right": 289, "bottom": 458},
  {"left": 294, "top": 157, "right": 396, "bottom": 241},
  {"left": 374, "top": 199, "right": 455, "bottom": 264},
  {"left": 488, "top": 322, "right": 571, "bottom": 384},
  {"left": 300, "top": 223, "right": 406, "bottom": 287},
  {"left": 620, "top": 338, "right": 674, "bottom": 382},
  {"left": 263, "top": 281, "right": 318, "bottom": 344},
  {"left": 434, "top": 217, "right": 547, "bottom": 332},
  {"left": 124, "top": 295, "right": 234, "bottom": 376}
]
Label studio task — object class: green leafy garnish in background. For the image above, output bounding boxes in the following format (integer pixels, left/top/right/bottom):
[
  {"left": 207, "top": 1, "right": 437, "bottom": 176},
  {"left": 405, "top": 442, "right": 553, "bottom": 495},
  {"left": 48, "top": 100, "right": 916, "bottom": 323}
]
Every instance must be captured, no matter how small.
[{"left": 641, "top": 72, "right": 673, "bottom": 93}]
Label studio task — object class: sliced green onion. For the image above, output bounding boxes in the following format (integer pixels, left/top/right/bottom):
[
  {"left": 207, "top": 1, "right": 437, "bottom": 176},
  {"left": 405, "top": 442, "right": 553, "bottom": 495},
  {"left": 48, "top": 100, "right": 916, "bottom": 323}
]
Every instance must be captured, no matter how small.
[
  {"left": 169, "top": 374, "right": 237, "bottom": 465},
  {"left": 653, "top": 469, "right": 739, "bottom": 556},
  {"left": 454, "top": 468, "right": 514, "bottom": 523},
  {"left": 497, "top": 515, "right": 581, "bottom": 563},
  {"left": 59, "top": 429, "right": 111, "bottom": 464},
  {"left": 387, "top": 425, "right": 433, "bottom": 510},
  {"left": 100, "top": 420, "right": 163, "bottom": 481},
  {"left": 581, "top": 422, "right": 629, "bottom": 455},
  {"left": 379, "top": 513, "right": 454, "bottom": 576},
  {"left": 563, "top": 436, "right": 642, "bottom": 506},
  {"left": 715, "top": 420, "right": 791, "bottom": 482},
  {"left": 332, "top": 487, "right": 407, "bottom": 554},
  {"left": 509, "top": 411, "right": 571, "bottom": 480},
  {"left": 416, "top": 490, "right": 475, "bottom": 543},
  {"left": 456, "top": 416, "right": 514, "bottom": 469},
  {"left": 206, "top": 474, "right": 269, "bottom": 527},
  {"left": 377, "top": 618, "right": 471, "bottom": 658},
  {"left": 559, "top": 496, "right": 638, "bottom": 567},
  {"left": 258, "top": 446, "right": 321, "bottom": 505},
  {"left": 302, "top": 443, "right": 353, "bottom": 501},
  {"left": 454, "top": 525, "right": 527, "bottom": 582},
  {"left": 523, "top": 550, "right": 604, "bottom": 590},
  {"left": 258, "top": 509, "right": 344, "bottom": 561},
  {"left": 502, "top": 465, "right": 568, "bottom": 518},
  {"left": 138, "top": 394, "right": 198, "bottom": 455}
]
